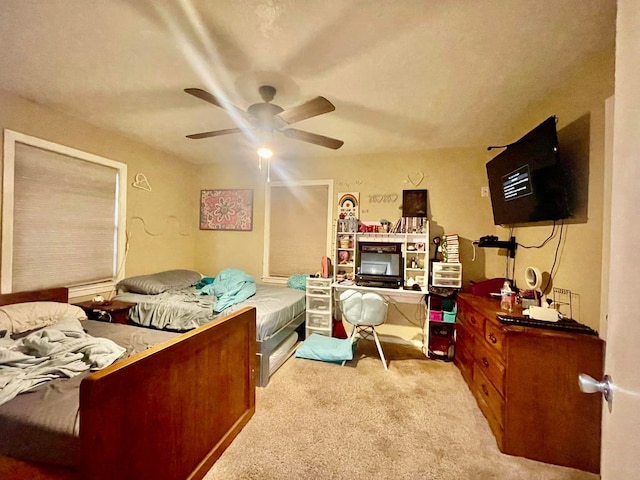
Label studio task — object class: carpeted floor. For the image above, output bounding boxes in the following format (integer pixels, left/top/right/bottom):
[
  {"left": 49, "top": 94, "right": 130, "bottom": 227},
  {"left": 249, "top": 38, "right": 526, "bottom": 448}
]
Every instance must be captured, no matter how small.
[{"left": 205, "top": 341, "right": 599, "bottom": 480}]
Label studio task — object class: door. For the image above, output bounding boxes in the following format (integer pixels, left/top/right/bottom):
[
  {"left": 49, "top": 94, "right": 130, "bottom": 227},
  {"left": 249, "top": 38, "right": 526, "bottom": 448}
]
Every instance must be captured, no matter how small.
[{"left": 600, "top": 2, "right": 640, "bottom": 477}]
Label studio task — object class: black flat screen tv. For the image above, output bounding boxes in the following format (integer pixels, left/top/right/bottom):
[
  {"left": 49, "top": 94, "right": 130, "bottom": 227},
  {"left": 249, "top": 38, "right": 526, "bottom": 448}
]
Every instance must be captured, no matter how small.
[{"left": 486, "top": 116, "right": 571, "bottom": 226}]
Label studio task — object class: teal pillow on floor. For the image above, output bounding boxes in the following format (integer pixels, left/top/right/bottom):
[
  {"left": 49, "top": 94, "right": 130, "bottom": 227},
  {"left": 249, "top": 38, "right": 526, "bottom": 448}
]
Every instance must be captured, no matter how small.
[{"left": 296, "top": 333, "right": 356, "bottom": 363}]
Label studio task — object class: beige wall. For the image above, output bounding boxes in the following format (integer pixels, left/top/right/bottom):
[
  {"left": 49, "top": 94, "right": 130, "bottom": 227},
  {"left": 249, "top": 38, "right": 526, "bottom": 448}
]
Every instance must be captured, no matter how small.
[
  {"left": 196, "top": 149, "right": 494, "bottom": 279},
  {"left": 195, "top": 148, "right": 494, "bottom": 345},
  {"left": 0, "top": 89, "right": 198, "bottom": 299}
]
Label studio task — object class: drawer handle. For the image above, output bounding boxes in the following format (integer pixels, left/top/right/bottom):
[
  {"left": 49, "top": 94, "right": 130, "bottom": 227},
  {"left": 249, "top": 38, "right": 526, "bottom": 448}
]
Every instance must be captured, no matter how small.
[
  {"left": 470, "top": 316, "right": 477, "bottom": 325},
  {"left": 481, "top": 384, "right": 489, "bottom": 396},
  {"left": 488, "top": 333, "right": 497, "bottom": 344},
  {"left": 482, "top": 357, "right": 489, "bottom": 368}
]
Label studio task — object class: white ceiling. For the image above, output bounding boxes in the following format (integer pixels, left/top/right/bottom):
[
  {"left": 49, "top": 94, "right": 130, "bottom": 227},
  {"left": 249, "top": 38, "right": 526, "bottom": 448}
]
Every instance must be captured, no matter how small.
[{"left": 0, "top": 0, "right": 616, "bottom": 165}]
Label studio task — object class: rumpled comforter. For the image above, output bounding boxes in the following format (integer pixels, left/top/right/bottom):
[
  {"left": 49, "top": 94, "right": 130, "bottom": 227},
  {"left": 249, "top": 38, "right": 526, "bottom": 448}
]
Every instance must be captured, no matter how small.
[
  {"left": 0, "top": 318, "right": 126, "bottom": 407},
  {"left": 199, "top": 268, "right": 256, "bottom": 313}
]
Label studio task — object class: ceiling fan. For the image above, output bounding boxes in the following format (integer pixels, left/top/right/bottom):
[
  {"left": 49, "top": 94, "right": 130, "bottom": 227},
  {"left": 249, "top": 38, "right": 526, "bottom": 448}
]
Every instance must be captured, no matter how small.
[{"left": 184, "top": 85, "right": 344, "bottom": 150}]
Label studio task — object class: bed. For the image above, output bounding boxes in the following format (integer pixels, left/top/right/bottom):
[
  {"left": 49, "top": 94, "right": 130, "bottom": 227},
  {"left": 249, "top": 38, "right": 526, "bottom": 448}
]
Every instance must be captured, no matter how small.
[
  {"left": 0, "top": 287, "right": 256, "bottom": 480},
  {"left": 114, "top": 270, "right": 306, "bottom": 387}
]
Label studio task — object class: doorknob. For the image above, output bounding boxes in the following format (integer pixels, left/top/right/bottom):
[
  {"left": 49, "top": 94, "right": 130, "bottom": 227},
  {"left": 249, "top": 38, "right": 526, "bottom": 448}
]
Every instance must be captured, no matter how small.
[{"left": 579, "top": 373, "right": 613, "bottom": 411}]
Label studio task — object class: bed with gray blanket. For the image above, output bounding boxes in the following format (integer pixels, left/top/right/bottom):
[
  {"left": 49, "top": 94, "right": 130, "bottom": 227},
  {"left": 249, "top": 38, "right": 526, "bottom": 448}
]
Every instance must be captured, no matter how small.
[
  {"left": 114, "top": 269, "right": 306, "bottom": 387},
  {"left": 0, "top": 286, "right": 256, "bottom": 479},
  {"left": 0, "top": 318, "right": 177, "bottom": 468}
]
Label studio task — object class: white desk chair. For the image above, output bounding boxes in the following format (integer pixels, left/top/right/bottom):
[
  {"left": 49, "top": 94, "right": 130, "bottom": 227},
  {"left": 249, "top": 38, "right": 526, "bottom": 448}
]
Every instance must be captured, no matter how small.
[{"left": 339, "top": 289, "right": 389, "bottom": 370}]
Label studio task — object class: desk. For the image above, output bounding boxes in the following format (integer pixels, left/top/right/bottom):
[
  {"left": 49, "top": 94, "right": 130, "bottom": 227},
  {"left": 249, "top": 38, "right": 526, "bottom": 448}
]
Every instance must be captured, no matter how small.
[
  {"left": 332, "top": 282, "right": 426, "bottom": 304},
  {"left": 333, "top": 282, "right": 429, "bottom": 354}
]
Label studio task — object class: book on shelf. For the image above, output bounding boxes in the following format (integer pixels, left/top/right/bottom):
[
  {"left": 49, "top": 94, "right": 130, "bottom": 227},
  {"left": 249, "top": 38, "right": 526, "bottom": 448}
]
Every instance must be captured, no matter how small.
[
  {"left": 442, "top": 233, "right": 460, "bottom": 263},
  {"left": 389, "top": 216, "right": 427, "bottom": 233}
]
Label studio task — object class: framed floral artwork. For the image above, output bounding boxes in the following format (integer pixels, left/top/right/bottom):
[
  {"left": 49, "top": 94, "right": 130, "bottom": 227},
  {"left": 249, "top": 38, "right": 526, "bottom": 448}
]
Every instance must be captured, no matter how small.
[{"left": 200, "top": 189, "right": 253, "bottom": 231}]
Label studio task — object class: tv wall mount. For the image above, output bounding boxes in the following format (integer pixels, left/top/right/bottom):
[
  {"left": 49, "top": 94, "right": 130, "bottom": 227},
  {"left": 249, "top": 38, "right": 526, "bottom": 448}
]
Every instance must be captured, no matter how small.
[{"left": 476, "top": 235, "right": 517, "bottom": 258}]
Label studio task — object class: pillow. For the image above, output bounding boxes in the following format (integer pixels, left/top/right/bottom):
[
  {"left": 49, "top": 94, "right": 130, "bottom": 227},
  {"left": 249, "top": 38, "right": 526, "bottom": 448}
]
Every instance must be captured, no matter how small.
[
  {"left": 295, "top": 333, "right": 356, "bottom": 364},
  {"left": 117, "top": 269, "right": 202, "bottom": 294},
  {"left": 0, "top": 302, "right": 86, "bottom": 335},
  {"left": 286, "top": 274, "right": 308, "bottom": 291}
]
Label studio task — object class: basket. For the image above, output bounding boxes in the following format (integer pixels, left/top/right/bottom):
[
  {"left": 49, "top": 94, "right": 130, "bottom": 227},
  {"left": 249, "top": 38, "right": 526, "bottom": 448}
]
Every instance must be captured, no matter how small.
[{"left": 442, "top": 304, "right": 457, "bottom": 323}]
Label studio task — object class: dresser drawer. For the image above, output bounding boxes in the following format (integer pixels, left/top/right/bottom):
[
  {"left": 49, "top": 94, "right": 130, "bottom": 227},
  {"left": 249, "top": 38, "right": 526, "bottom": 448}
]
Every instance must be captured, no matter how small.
[
  {"left": 306, "top": 277, "right": 332, "bottom": 288},
  {"left": 307, "top": 295, "right": 331, "bottom": 312},
  {"left": 484, "top": 321, "right": 506, "bottom": 355},
  {"left": 475, "top": 340, "right": 505, "bottom": 396},
  {"left": 473, "top": 367, "right": 504, "bottom": 429},
  {"left": 306, "top": 311, "right": 332, "bottom": 329},
  {"left": 461, "top": 306, "right": 485, "bottom": 336},
  {"left": 307, "top": 287, "right": 331, "bottom": 296}
]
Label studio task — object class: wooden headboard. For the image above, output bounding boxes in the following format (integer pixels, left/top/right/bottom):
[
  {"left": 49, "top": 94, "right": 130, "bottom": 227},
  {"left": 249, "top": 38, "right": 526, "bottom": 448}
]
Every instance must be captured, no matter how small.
[{"left": 0, "top": 287, "right": 69, "bottom": 306}]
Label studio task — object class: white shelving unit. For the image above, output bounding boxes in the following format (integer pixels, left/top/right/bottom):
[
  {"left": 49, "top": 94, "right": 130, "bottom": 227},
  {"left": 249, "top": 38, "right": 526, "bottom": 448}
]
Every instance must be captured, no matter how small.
[
  {"left": 333, "top": 222, "right": 430, "bottom": 289},
  {"left": 305, "top": 277, "right": 333, "bottom": 338},
  {"left": 334, "top": 231, "right": 356, "bottom": 281},
  {"left": 424, "top": 262, "right": 462, "bottom": 360}
]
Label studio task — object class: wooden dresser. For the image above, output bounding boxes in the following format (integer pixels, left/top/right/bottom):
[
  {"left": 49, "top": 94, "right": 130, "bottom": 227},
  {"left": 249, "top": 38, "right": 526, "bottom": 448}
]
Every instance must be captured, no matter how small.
[{"left": 455, "top": 293, "right": 604, "bottom": 473}]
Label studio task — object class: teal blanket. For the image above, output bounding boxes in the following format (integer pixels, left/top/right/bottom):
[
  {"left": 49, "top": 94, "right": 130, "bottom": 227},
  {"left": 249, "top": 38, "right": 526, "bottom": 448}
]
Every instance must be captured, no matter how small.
[
  {"left": 194, "top": 276, "right": 215, "bottom": 289},
  {"left": 199, "top": 268, "right": 256, "bottom": 313}
]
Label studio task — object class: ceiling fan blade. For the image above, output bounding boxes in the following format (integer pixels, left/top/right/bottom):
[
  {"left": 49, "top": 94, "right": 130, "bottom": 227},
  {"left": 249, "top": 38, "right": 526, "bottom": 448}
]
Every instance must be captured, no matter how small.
[
  {"left": 184, "top": 88, "right": 247, "bottom": 117},
  {"left": 283, "top": 128, "right": 344, "bottom": 149},
  {"left": 186, "top": 128, "right": 245, "bottom": 139},
  {"left": 277, "top": 96, "right": 335, "bottom": 125}
]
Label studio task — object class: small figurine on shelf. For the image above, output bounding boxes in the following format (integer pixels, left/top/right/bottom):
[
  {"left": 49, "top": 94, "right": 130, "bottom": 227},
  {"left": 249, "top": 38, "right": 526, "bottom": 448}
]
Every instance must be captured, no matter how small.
[
  {"left": 432, "top": 236, "right": 441, "bottom": 262},
  {"left": 380, "top": 219, "right": 391, "bottom": 233},
  {"left": 338, "top": 250, "right": 350, "bottom": 264}
]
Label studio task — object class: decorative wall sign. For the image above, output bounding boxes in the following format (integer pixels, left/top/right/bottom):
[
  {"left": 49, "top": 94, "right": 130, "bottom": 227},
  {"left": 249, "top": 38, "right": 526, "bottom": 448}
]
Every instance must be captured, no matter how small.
[
  {"left": 407, "top": 171, "right": 425, "bottom": 187},
  {"left": 132, "top": 173, "right": 152, "bottom": 191},
  {"left": 338, "top": 192, "right": 359, "bottom": 219},
  {"left": 200, "top": 189, "right": 253, "bottom": 231},
  {"left": 336, "top": 180, "right": 363, "bottom": 188},
  {"left": 368, "top": 193, "right": 398, "bottom": 203}
]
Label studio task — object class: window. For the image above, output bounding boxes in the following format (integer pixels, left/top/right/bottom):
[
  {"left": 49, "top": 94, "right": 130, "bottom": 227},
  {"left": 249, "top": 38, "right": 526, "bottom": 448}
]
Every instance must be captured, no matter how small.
[
  {"left": 263, "top": 180, "right": 333, "bottom": 282},
  {"left": 1, "top": 130, "right": 127, "bottom": 296}
]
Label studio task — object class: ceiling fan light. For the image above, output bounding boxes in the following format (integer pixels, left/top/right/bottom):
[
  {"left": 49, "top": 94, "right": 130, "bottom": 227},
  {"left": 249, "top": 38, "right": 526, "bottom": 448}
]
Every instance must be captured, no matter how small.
[{"left": 257, "top": 147, "right": 273, "bottom": 158}]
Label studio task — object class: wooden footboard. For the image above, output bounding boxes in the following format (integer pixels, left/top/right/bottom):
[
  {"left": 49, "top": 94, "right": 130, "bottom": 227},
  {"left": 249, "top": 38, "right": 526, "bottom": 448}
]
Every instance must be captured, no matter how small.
[
  {"left": 80, "top": 306, "right": 256, "bottom": 480},
  {"left": 0, "top": 288, "right": 256, "bottom": 480}
]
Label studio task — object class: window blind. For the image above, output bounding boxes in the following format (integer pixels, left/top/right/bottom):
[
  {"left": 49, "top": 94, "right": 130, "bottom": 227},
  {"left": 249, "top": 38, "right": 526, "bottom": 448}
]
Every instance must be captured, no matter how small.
[
  {"left": 10, "top": 142, "right": 119, "bottom": 292},
  {"left": 268, "top": 183, "right": 329, "bottom": 277}
]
